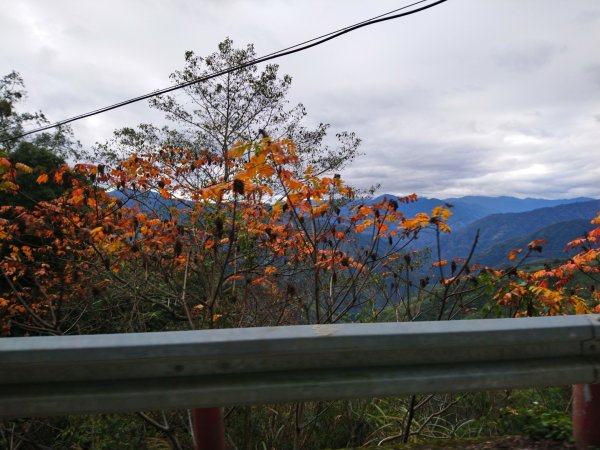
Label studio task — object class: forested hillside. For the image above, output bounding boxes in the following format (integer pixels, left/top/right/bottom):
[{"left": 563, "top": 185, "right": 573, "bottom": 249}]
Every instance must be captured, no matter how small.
[{"left": 438, "top": 200, "right": 600, "bottom": 265}]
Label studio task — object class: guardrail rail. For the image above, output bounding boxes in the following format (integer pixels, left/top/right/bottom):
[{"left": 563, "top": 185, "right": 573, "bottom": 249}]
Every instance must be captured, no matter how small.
[{"left": 2, "top": 315, "right": 600, "bottom": 419}]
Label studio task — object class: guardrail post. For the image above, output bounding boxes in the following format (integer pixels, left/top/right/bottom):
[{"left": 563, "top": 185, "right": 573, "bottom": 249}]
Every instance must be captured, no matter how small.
[
  {"left": 573, "top": 384, "right": 600, "bottom": 448},
  {"left": 192, "top": 407, "right": 225, "bottom": 450}
]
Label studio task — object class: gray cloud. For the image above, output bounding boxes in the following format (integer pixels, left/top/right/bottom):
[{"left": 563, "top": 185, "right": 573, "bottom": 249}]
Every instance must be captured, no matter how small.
[
  {"left": 1, "top": 0, "right": 599, "bottom": 200},
  {"left": 493, "top": 42, "right": 560, "bottom": 73},
  {"left": 575, "top": 9, "right": 600, "bottom": 24},
  {"left": 586, "top": 65, "right": 600, "bottom": 88}
]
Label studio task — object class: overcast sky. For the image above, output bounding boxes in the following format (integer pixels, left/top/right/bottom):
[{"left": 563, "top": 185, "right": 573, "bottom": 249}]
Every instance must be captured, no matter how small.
[{"left": 2, "top": 0, "right": 599, "bottom": 199}]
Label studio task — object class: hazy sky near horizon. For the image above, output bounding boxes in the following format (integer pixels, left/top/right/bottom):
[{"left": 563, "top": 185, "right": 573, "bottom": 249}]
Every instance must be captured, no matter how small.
[{"left": 2, "top": 0, "right": 599, "bottom": 199}]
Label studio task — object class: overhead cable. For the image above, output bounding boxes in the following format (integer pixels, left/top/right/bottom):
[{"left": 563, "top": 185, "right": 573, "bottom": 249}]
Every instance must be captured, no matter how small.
[{"left": 2, "top": 0, "right": 448, "bottom": 143}]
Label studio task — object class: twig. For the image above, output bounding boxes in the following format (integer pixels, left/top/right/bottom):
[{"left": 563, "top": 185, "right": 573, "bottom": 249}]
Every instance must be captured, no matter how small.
[{"left": 136, "top": 412, "right": 183, "bottom": 450}]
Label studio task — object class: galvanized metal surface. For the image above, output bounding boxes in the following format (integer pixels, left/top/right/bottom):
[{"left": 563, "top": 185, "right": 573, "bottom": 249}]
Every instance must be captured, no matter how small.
[{"left": 1, "top": 315, "right": 600, "bottom": 418}]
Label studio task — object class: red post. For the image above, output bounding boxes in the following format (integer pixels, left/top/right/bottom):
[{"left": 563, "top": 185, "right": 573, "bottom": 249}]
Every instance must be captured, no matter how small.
[
  {"left": 192, "top": 407, "right": 226, "bottom": 450},
  {"left": 573, "top": 384, "right": 600, "bottom": 448}
]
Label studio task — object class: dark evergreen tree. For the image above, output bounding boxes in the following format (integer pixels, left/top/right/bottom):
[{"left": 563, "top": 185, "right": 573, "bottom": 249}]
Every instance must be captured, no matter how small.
[{"left": 0, "top": 71, "right": 80, "bottom": 206}]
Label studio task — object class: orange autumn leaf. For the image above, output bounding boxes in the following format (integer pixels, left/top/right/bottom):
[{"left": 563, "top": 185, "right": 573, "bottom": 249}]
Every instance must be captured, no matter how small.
[
  {"left": 264, "top": 266, "right": 277, "bottom": 275},
  {"left": 15, "top": 162, "right": 33, "bottom": 174},
  {"left": 566, "top": 238, "right": 587, "bottom": 250},
  {"left": 443, "top": 276, "right": 457, "bottom": 285},
  {"left": 36, "top": 173, "right": 49, "bottom": 184},
  {"left": 437, "top": 222, "right": 451, "bottom": 233},
  {"left": 251, "top": 277, "right": 271, "bottom": 286},
  {"left": 528, "top": 239, "right": 547, "bottom": 250},
  {"left": 507, "top": 248, "right": 522, "bottom": 261},
  {"left": 431, "top": 205, "right": 452, "bottom": 221},
  {"left": 285, "top": 179, "right": 304, "bottom": 191},
  {"left": 399, "top": 193, "right": 418, "bottom": 203},
  {"left": 228, "top": 142, "right": 249, "bottom": 158}
]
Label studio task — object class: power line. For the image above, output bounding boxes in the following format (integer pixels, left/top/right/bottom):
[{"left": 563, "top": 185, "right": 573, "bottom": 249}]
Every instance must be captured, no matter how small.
[{"left": 3, "top": 0, "right": 448, "bottom": 144}]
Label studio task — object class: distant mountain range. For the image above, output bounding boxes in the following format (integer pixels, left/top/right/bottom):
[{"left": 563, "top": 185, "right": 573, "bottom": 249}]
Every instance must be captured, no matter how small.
[
  {"left": 353, "top": 195, "right": 599, "bottom": 268},
  {"left": 363, "top": 194, "right": 596, "bottom": 230},
  {"left": 442, "top": 195, "right": 595, "bottom": 214},
  {"left": 109, "top": 189, "right": 191, "bottom": 217},
  {"left": 437, "top": 200, "right": 600, "bottom": 266},
  {"left": 474, "top": 218, "right": 594, "bottom": 266},
  {"left": 109, "top": 189, "right": 599, "bottom": 268}
]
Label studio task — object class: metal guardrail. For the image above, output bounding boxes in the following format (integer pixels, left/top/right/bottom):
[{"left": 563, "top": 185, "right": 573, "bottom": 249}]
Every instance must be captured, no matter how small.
[{"left": 1, "top": 315, "right": 600, "bottom": 418}]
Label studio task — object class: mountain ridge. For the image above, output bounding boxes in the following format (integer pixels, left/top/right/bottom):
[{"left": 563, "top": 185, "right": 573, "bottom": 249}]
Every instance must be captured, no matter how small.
[
  {"left": 475, "top": 218, "right": 594, "bottom": 267},
  {"left": 362, "top": 194, "right": 596, "bottom": 231},
  {"left": 441, "top": 195, "right": 595, "bottom": 214},
  {"left": 437, "top": 200, "right": 600, "bottom": 265}
]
